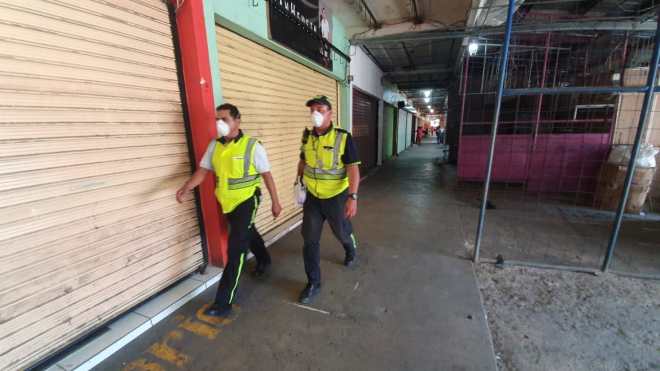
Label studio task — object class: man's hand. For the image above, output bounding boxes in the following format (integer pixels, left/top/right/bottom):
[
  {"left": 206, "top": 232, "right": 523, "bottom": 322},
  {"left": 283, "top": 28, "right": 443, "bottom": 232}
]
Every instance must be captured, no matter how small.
[
  {"left": 272, "top": 201, "right": 282, "bottom": 218},
  {"left": 344, "top": 198, "right": 357, "bottom": 219},
  {"left": 176, "top": 185, "right": 191, "bottom": 203},
  {"left": 176, "top": 168, "right": 208, "bottom": 203}
]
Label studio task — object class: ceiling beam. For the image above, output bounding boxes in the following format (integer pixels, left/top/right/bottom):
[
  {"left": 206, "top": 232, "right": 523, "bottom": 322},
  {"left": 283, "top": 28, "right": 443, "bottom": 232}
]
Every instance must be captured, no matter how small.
[
  {"left": 401, "top": 42, "right": 416, "bottom": 69},
  {"left": 395, "top": 81, "right": 450, "bottom": 90},
  {"left": 577, "top": 0, "right": 603, "bottom": 15},
  {"left": 359, "top": 0, "right": 381, "bottom": 29},
  {"left": 380, "top": 43, "right": 395, "bottom": 66},
  {"left": 399, "top": 89, "right": 447, "bottom": 94},
  {"left": 384, "top": 67, "right": 454, "bottom": 79},
  {"left": 407, "top": 92, "right": 448, "bottom": 97},
  {"left": 391, "top": 77, "right": 451, "bottom": 86},
  {"left": 352, "top": 19, "right": 657, "bottom": 45},
  {"left": 400, "top": 91, "right": 447, "bottom": 96},
  {"left": 350, "top": 22, "right": 447, "bottom": 42}
]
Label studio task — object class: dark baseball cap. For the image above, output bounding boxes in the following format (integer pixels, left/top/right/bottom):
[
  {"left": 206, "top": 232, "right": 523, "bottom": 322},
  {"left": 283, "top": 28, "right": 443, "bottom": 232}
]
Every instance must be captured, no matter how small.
[{"left": 306, "top": 95, "right": 332, "bottom": 110}]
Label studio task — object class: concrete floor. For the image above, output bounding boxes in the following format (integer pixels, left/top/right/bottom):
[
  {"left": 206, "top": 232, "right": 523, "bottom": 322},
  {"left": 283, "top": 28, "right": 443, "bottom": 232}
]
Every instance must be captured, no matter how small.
[
  {"left": 460, "top": 177, "right": 660, "bottom": 275},
  {"left": 94, "top": 143, "right": 498, "bottom": 371}
]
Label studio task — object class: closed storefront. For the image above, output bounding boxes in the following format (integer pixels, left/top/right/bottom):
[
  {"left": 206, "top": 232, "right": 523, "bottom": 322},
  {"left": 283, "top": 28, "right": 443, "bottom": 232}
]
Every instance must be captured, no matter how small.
[
  {"left": 383, "top": 104, "right": 396, "bottom": 161},
  {"left": 397, "top": 109, "right": 408, "bottom": 154},
  {"left": 411, "top": 115, "right": 417, "bottom": 145},
  {"left": 352, "top": 88, "right": 379, "bottom": 171},
  {"left": 405, "top": 112, "right": 413, "bottom": 148},
  {"left": 216, "top": 26, "right": 339, "bottom": 233},
  {"left": 0, "top": 1, "right": 203, "bottom": 369}
]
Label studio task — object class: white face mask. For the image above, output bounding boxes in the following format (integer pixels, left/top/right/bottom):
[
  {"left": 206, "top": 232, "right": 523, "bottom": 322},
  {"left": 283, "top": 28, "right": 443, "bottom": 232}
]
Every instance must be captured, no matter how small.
[
  {"left": 216, "top": 119, "right": 230, "bottom": 137},
  {"left": 311, "top": 111, "right": 325, "bottom": 128}
]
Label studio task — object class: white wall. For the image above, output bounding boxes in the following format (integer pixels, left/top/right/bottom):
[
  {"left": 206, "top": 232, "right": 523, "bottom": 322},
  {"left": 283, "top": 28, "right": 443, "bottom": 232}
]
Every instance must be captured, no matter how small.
[
  {"left": 397, "top": 109, "right": 408, "bottom": 154},
  {"left": 350, "top": 46, "right": 385, "bottom": 98},
  {"left": 405, "top": 113, "right": 412, "bottom": 148}
]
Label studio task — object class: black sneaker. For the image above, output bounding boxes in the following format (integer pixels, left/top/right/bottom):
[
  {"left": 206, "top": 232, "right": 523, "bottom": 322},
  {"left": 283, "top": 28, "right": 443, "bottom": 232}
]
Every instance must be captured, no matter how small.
[
  {"left": 344, "top": 250, "right": 357, "bottom": 267},
  {"left": 204, "top": 303, "right": 232, "bottom": 318},
  {"left": 253, "top": 260, "right": 271, "bottom": 278},
  {"left": 298, "top": 283, "right": 321, "bottom": 304}
]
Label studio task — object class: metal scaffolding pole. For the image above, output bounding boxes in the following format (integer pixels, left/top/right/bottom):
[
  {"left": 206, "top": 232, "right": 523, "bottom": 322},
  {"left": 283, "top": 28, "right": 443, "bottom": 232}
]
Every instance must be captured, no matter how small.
[
  {"left": 473, "top": 0, "right": 516, "bottom": 263},
  {"left": 601, "top": 10, "right": 660, "bottom": 272}
]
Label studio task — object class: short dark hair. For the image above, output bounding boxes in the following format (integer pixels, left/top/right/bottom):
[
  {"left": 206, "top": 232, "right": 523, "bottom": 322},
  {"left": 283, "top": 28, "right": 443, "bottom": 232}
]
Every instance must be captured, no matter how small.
[{"left": 216, "top": 103, "right": 241, "bottom": 119}]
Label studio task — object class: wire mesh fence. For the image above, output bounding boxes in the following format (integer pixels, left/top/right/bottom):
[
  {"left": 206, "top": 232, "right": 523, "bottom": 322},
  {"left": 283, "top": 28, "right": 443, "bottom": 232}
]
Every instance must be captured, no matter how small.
[{"left": 454, "top": 22, "right": 660, "bottom": 278}]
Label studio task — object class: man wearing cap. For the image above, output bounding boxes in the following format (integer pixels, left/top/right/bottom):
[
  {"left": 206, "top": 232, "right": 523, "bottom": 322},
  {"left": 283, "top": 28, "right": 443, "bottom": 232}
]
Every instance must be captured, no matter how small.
[
  {"left": 297, "top": 95, "right": 361, "bottom": 304},
  {"left": 176, "top": 103, "right": 282, "bottom": 317}
]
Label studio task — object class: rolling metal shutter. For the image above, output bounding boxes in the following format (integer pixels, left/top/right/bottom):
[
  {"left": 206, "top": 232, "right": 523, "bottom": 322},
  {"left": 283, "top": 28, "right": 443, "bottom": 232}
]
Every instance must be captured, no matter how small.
[
  {"left": 216, "top": 26, "right": 339, "bottom": 232},
  {"left": 405, "top": 113, "right": 413, "bottom": 148},
  {"left": 0, "top": 1, "right": 203, "bottom": 369},
  {"left": 398, "top": 109, "right": 408, "bottom": 154},
  {"left": 352, "top": 89, "right": 378, "bottom": 171}
]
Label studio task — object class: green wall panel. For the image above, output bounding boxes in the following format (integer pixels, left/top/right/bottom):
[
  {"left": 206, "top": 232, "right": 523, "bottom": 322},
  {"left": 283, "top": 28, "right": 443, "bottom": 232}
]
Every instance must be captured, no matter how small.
[{"left": 383, "top": 105, "right": 395, "bottom": 160}]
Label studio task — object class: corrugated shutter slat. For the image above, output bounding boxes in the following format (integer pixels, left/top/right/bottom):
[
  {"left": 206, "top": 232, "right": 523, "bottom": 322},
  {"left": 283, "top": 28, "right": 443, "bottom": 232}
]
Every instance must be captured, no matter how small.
[{"left": 0, "top": 1, "right": 202, "bottom": 369}]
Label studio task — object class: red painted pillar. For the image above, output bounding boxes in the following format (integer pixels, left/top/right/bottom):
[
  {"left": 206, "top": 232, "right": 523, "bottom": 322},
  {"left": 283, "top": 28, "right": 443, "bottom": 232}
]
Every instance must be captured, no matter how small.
[{"left": 170, "top": 0, "right": 227, "bottom": 266}]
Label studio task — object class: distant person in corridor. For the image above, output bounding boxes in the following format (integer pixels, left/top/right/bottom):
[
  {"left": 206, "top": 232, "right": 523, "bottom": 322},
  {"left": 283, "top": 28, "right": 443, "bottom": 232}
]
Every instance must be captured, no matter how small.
[
  {"left": 416, "top": 126, "right": 424, "bottom": 144},
  {"left": 297, "top": 95, "right": 361, "bottom": 304},
  {"left": 176, "top": 103, "right": 282, "bottom": 318}
]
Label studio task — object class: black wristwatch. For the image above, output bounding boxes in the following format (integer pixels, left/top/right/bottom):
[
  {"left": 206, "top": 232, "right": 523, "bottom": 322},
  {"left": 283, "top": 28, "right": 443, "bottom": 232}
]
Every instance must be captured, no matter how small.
[{"left": 348, "top": 193, "right": 359, "bottom": 201}]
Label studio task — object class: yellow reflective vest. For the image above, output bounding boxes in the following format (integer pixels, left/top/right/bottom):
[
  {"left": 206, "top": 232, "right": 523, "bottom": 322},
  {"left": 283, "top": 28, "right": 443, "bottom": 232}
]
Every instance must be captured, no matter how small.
[
  {"left": 301, "top": 126, "right": 350, "bottom": 199},
  {"left": 211, "top": 133, "right": 261, "bottom": 214}
]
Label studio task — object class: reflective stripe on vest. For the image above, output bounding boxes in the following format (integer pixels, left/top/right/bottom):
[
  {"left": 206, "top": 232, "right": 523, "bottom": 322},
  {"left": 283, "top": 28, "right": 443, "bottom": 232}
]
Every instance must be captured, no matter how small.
[
  {"left": 227, "top": 138, "right": 259, "bottom": 190},
  {"left": 303, "top": 165, "right": 346, "bottom": 180},
  {"left": 331, "top": 131, "right": 344, "bottom": 169}
]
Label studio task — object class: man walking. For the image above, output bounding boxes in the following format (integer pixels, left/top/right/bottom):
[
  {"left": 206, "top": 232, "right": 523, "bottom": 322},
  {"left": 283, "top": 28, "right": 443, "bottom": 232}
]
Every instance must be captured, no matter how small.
[
  {"left": 176, "top": 103, "right": 282, "bottom": 317},
  {"left": 297, "top": 95, "right": 361, "bottom": 304}
]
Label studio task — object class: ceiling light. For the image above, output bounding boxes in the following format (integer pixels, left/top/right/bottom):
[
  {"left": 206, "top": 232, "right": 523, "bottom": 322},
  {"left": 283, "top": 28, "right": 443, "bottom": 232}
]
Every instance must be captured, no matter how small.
[
  {"left": 424, "top": 97, "right": 430, "bottom": 103},
  {"left": 424, "top": 90, "right": 431, "bottom": 97},
  {"left": 468, "top": 41, "right": 479, "bottom": 56},
  {"left": 430, "top": 109, "right": 434, "bottom": 113}
]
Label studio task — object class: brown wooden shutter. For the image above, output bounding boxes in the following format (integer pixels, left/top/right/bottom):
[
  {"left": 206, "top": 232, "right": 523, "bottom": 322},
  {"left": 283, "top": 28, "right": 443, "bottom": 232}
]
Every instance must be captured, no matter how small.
[
  {"left": 0, "top": 1, "right": 203, "bottom": 369},
  {"left": 352, "top": 89, "right": 378, "bottom": 171}
]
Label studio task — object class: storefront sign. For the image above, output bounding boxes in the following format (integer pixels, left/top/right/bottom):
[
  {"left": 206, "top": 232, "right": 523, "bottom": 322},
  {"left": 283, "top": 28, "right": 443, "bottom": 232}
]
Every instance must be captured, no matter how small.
[{"left": 269, "top": 0, "right": 333, "bottom": 70}]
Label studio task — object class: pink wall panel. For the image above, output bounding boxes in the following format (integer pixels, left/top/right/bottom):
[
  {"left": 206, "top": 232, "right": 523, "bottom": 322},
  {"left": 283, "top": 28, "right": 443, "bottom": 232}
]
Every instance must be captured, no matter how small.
[{"left": 458, "top": 133, "right": 610, "bottom": 194}]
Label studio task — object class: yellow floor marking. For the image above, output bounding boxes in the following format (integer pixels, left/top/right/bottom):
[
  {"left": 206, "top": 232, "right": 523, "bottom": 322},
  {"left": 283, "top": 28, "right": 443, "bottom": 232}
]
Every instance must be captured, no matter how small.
[
  {"left": 147, "top": 330, "right": 190, "bottom": 368},
  {"left": 122, "top": 358, "right": 164, "bottom": 371},
  {"left": 178, "top": 317, "right": 220, "bottom": 340}
]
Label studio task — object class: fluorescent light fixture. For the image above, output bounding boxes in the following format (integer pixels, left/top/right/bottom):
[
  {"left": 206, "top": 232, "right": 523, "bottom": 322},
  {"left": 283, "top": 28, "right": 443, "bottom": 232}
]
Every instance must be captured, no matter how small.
[
  {"left": 424, "top": 90, "right": 431, "bottom": 97},
  {"left": 468, "top": 41, "right": 479, "bottom": 56}
]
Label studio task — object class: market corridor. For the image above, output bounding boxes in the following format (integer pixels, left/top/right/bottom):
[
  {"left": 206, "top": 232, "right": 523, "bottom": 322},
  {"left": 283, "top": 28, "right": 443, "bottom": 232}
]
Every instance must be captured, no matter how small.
[{"left": 96, "top": 143, "right": 497, "bottom": 371}]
